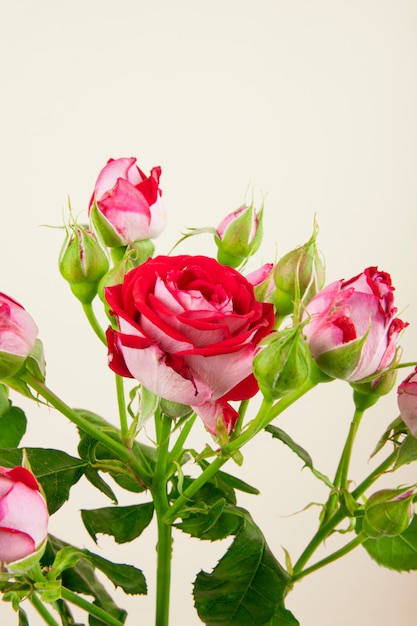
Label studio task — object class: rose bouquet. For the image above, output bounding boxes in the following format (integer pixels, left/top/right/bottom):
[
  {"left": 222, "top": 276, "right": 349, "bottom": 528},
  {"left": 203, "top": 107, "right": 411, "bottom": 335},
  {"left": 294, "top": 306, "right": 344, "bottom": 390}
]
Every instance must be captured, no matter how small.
[{"left": 1, "top": 156, "right": 417, "bottom": 626}]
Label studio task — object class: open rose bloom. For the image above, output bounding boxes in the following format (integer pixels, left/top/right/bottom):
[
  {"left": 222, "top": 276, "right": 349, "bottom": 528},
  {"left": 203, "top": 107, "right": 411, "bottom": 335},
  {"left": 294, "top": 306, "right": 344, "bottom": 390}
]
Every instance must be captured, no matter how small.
[
  {"left": 89, "top": 157, "right": 166, "bottom": 247},
  {"left": 303, "top": 267, "right": 407, "bottom": 381},
  {"left": 0, "top": 293, "right": 38, "bottom": 378},
  {"left": 105, "top": 255, "right": 274, "bottom": 434},
  {"left": 0, "top": 466, "right": 48, "bottom": 572}
]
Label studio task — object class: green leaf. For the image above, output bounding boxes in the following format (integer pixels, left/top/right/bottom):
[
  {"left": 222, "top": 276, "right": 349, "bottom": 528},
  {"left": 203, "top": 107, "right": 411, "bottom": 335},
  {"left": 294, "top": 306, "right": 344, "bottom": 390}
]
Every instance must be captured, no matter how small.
[
  {"left": 0, "top": 406, "right": 27, "bottom": 448},
  {"left": 175, "top": 478, "right": 239, "bottom": 541},
  {"left": 194, "top": 511, "right": 290, "bottom": 625},
  {"left": 268, "top": 605, "right": 299, "bottom": 625},
  {"left": 84, "top": 465, "right": 118, "bottom": 504},
  {"left": 85, "top": 551, "right": 147, "bottom": 595},
  {"left": 25, "top": 339, "right": 46, "bottom": 382},
  {"left": 198, "top": 461, "right": 260, "bottom": 495},
  {"left": 370, "top": 415, "right": 406, "bottom": 458},
  {"left": 363, "top": 514, "right": 417, "bottom": 571},
  {"left": 393, "top": 434, "right": 417, "bottom": 469},
  {"left": 81, "top": 502, "right": 154, "bottom": 544},
  {"left": 0, "top": 448, "right": 86, "bottom": 514},
  {"left": 265, "top": 425, "right": 333, "bottom": 488}
]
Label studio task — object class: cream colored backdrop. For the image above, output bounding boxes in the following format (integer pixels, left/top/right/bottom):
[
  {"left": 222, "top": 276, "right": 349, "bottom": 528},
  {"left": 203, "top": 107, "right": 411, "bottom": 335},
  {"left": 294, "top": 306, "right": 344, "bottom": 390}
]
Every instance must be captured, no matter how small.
[{"left": 1, "top": 1, "right": 417, "bottom": 624}]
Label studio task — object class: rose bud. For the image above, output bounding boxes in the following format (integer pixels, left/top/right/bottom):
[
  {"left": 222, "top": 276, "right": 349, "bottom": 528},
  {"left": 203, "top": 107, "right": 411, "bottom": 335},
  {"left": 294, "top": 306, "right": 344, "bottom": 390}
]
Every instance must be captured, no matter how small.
[
  {"left": 246, "top": 263, "right": 275, "bottom": 303},
  {"left": 303, "top": 267, "right": 407, "bottom": 382},
  {"left": 0, "top": 466, "right": 48, "bottom": 576},
  {"left": 215, "top": 203, "right": 263, "bottom": 268},
  {"left": 89, "top": 157, "right": 166, "bottom": 247},
  {"left": 253, "top": 327, "right": 311, "bottom": 399},
  {"left": 398, "top": 367, "right": 417, "bottom": 437},
  {"left": 362, "top": 488, "right": 414, "bottom": 539},
  {"left": 59, "top": 224, "right": 109, "bottom": 304},
  {"left": 0, "top": 294, "right": 38, "bottom": 378},
  {"left": 105, "top": 255, "right": 274, "bottom": 435},
  {"left": 274, "top": 222, "right": 325, "bottom": 318}
]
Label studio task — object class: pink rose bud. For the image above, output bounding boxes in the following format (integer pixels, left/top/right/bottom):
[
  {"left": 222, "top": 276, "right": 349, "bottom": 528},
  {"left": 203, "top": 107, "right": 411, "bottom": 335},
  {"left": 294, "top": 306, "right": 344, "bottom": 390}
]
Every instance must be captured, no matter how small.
[
  {"left": 215, "top": 203, "right": 263, "bottom": 268},
  {"left": 0, "top": 466, "right": 48, "bottom": 572},
  {"left": 59, "top": 223, "right": 109, "bottom": 304},
  {"left": 303, "top": 267, "right": 407, "bottom": 382},
  {"left": 274, "top": 221, "right": 325, "bottom": 318},
  {"left": 105, "top": 255, "right": 274, "bottom": 435},
  {"left": 0, "top": 294, "right": 38, "bottom": 378},
  {"left": 398, "top": 367, "right": 417, "bottom": 437},
  {"left": 89, "top": 157, "right": 166, "bottom": 247},
  {"left": 246, "top": 263, "right": 275, "bottom": 303}
]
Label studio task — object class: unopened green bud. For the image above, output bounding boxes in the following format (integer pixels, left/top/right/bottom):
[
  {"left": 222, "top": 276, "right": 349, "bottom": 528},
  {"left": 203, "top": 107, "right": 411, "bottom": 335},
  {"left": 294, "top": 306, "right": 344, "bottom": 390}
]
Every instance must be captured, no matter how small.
[
  {"left": 253, "top": 326, "right": 311, "bottom": 399},
  {"left": 363, "top": 488, "right": 414, "bottom": 539},
  {"left": 215, "top": 202, "right": 263, "bottom": 268},
  {"left": 59, "top": 224, "right": 109, "bottom": 304},
  {"left": 274, "top": 221, "right": 325, "bottom": 317}
]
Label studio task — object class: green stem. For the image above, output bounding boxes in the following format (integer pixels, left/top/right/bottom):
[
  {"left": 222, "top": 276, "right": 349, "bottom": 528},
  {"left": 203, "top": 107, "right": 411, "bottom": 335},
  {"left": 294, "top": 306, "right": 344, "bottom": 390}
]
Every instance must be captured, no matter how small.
[
  {"left": 163, "top": 454, "right": 226, "bottom": 524},
  {"left": 293, "top": 449, "right": 397, "bottom": 575},
  {"left": 226, "top": 378, "right": 317, "bottom": 454},
  {"left": 351, "top": 450, "right": 397, "bottom": 499},
  {"left": 292, "top": 534, "right": 365, "bottom": 582},
  {"left": 321, "top": 406, "right": 365, "bottom": 527},
  {"left": 167, "top": 413, "right": 197, "bottom": 469},
  {"left": 165, "top": 379, "right": 318, "bottom": 525},
  {"left": 151, "top": 413, "right": 173, "bottom": 626},
  {"left": 21, "top": 371, "right": 152, "bottom": 485},
  {"left": 30, "top": 594, "right": 61, "bottom": 626},
  {"left": 115, "top": 374, "right": 129, "bottom": 443},
  {"left": 61, "top": 587, "right": 125, "bottom": 626},
  {"left": 334, "top": 407, "right": 365, "bottom": 490},
  {"left": 81, "top": 302, "right": 107, "bottom": 345}
]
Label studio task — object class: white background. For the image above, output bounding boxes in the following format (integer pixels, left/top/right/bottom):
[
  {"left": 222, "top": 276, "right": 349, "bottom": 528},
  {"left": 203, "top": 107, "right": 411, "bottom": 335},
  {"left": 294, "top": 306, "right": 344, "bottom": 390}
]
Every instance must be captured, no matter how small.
[{"left": 1, "top": 1, "right": 417, "bottom": 624}]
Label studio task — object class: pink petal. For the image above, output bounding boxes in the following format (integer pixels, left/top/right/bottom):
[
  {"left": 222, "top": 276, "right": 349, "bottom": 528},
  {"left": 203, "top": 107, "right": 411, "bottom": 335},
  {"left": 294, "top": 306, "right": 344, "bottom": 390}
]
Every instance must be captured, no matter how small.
[
  {"left": 0, "top": 528, "right": 35, "bottom": 563},
  {"left": 94, "top": 157, "right": 141, "bottom": 199}
]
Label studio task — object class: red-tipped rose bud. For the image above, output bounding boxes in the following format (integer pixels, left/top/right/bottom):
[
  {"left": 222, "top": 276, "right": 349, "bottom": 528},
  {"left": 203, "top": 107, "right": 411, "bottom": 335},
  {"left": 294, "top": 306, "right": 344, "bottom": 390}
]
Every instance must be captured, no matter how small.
[
  {"left": 0, "top": 466, "right": 48, "bottom": 578},
  {"left": 89, "top": 157, "right": 166, "bottom": 247},
  {"left": 0, "top": 294, "right": 38, "bottom": 379},
  {"left": 303, "top": 267, "right": 407, "bottom": 382}
]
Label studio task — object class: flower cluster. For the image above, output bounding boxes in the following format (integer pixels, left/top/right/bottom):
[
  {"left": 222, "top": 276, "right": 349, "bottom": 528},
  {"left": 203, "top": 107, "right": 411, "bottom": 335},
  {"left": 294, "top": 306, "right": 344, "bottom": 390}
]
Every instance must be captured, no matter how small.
[{"left": 0, "top": 155, "right": 416, "bottom": 626}]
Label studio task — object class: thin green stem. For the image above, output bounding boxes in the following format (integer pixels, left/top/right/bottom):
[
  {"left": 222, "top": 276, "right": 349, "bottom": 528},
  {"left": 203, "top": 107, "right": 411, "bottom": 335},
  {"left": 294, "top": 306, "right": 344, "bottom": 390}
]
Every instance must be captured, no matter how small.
[
  {"left": 30, "top": 594, "right": 61, "bottom": 626},
  {"left": 167, "top": 413, "right": 197, "bottom": 469},
  {"left": 334, "top": 408, "right": 365, "bottom": 490},
  {"left": 352, "top": 450, "right": 397, "bottom": 499},
  {"left": 61, "top": 587, "right": 125, "bottom": 626},
  {"left": 152, "top": 413, "right": 173, "bottom": 626},
  {"left": 163, "top": 454, "right": 226, "bottom": 524},
  {"left": 165, "top": 379, "right": 318, "bottom": 525},
  {"left": 321, "top": 406, "right": 365, "bottom": 527},
  {"left": 115, "top": 374, "right": 129, "bottom": 443},
  {"left": 22, "top": 371, "right": 152, "bottom": 485},
  {"left": 81, "top": 302, "right": 107, "bottom": 345},
  {"left": 293, "top": 449, "right": 397, "bottom": 575},
  {"left": 226, "top": 378, "right": 317, "bottom": 454},
  {"left": 292, "top": 534, "right": 365, "bottom": 582}
]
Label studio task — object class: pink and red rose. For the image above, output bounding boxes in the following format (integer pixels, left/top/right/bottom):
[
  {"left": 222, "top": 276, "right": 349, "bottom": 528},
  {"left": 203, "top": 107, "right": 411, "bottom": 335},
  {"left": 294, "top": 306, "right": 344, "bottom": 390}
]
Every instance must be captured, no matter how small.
[
  {"left": 89, "top": 157, "right": 166, "bottom": 247},
  {"left": 303, "top": 267, "right": 407, "bottom": 381},
  {"left": 0, "top": 466, "right": 48, "bottom": 566},
  {"left": 105, "top": 255, "right": 274, "bottom": 434},
  {"left": 0, "top": 293, "right": 38, "bottom": 378}
]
